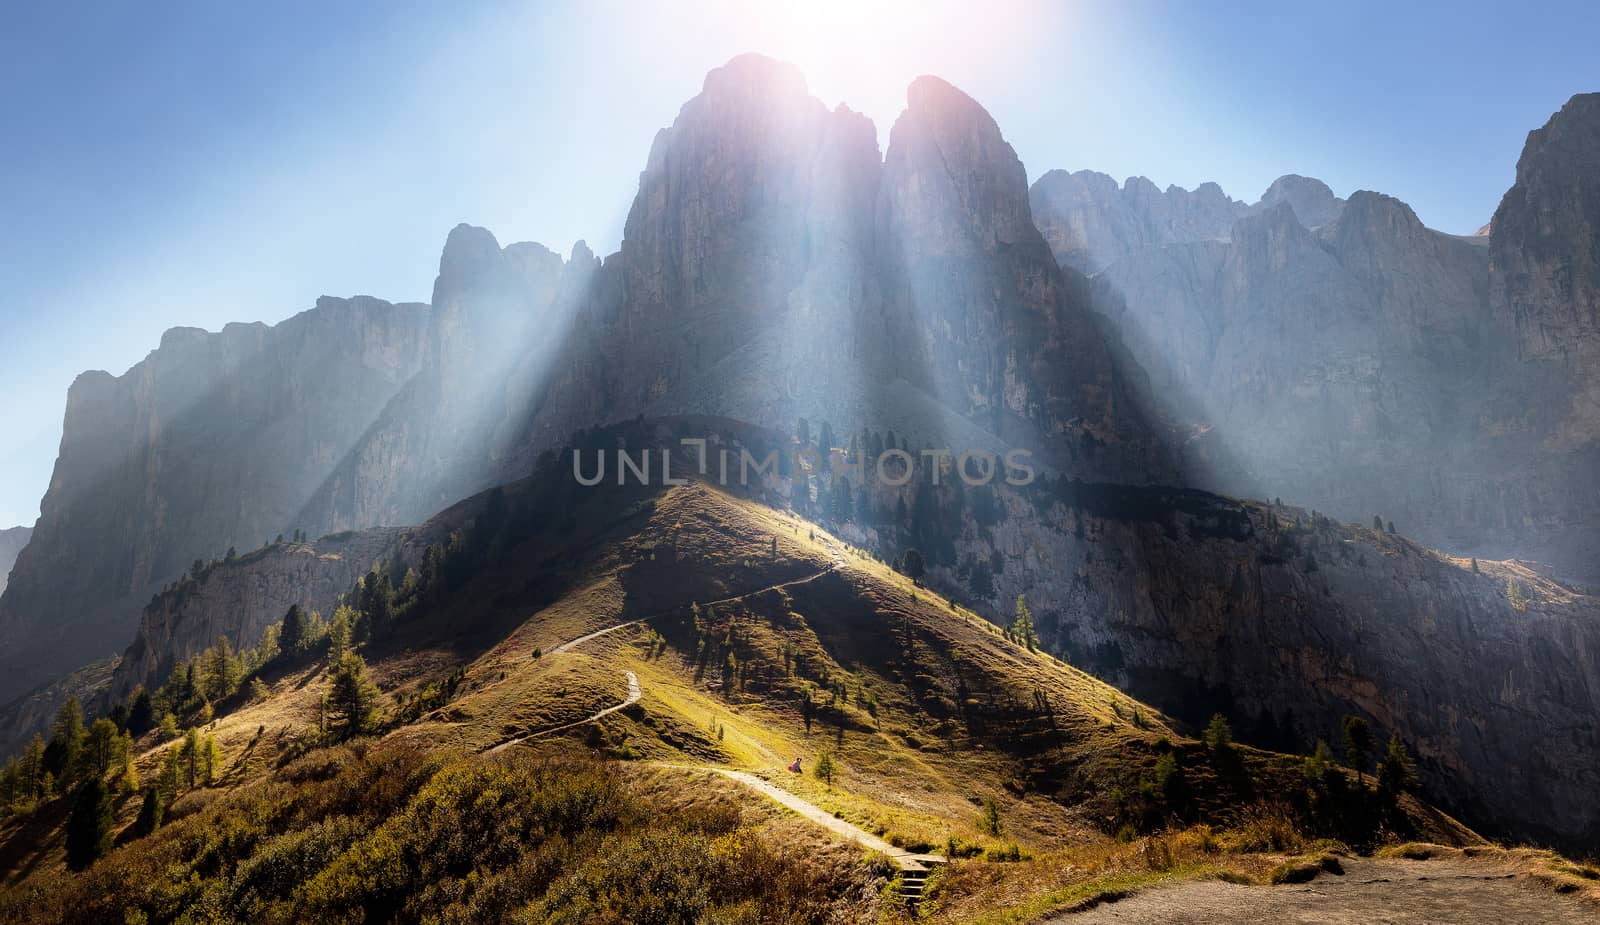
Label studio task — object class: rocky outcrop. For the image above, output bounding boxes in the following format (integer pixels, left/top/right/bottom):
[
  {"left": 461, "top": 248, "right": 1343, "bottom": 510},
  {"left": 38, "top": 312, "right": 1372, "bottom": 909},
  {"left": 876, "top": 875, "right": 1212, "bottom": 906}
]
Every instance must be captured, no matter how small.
[
  {"left": 1027, "top": 171, "right": 1346, "bottom": 274},
  {"left": 932, "top": 486, "right": 1600, "bottom": 851},
  {"left": 1257, "top": 174, "right": 1346, "bottom": 229},
  {"left": 104, "top": 529, "right": 407, "bottom": 702},
  {"left": 300, "top": 228, "right": 573, "bottom": 533},
  {"left": 0, "top": 526, "right": 29, "bottom": 596},
  {"left": 1030, "top": 170, "right": 1248, "bottom": 272},
  {"left": 516, "top": 57, "right": 1166, "bottom": 482},
  {"left": 0, "top": 298, "right": 430, "bottom": 703},
  {"left": 1038, "top": 99, "right": 1600, "bottom": 583},
  {"left": 0, "top": 657, "right": 117, "bottom": 762}
]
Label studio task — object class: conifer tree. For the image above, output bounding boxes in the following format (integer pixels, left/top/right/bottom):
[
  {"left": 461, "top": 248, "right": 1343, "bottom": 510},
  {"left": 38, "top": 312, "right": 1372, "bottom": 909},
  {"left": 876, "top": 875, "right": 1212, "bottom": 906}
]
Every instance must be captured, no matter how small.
[
  {"left": 1011, "top": 594, "right": 1039, "bottom": 650},
  {"left": 64, "top": 778, "right": 113, "bottom": 870},
  {"left": 1341, "top": 715, "right": 1373, "bottom": 783},
  {"left": 327, "top": 653, "right": 382, "bottom": 741},
  {"left": 1378, "top": 735, "right": 1420, "bottom": 797},
  {"left": 132, "top": 786, "right": 163, "bottom": 837},
  {"left": 49, "top": 696, "right": 87, "bottom": 784},
  {"left": 814, "top": 750, "right": 836, "bottom": 787}
]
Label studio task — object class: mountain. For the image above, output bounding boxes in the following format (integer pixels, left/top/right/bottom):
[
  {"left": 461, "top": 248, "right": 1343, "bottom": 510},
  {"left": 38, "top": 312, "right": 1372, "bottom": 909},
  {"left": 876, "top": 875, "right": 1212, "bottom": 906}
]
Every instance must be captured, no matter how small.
[
  {"left": 0, "top": 299, "right": 431, "bottom": 704},
  {"left": 1031, "top": 94, "right": 1600, "bottom": 584},
  {"left": 2, "top": 57, "right": 1598, "bottom": 859},
  {"left": 0, "top": 527, "right": 28, "bottom": 596},
  {"left": 504, "top": 57, "right": 1166, "bottom": 480},
  {"left": 0, "top": 466, "right": 1493, "bottom": 922},
  {"left": 1027, "top": 170, "right": 1347, "bottom": 275}
]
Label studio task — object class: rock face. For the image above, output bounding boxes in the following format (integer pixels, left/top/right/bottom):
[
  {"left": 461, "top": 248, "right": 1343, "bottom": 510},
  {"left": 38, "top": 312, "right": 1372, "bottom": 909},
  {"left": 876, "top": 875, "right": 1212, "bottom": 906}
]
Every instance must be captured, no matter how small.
[
  {"left": 1030, "top": 170, "right": 1249, "bottom": 273},
  {"left": 0, "top": 657, "right": 117, "bottom": 763},
  {"left": 0, "top": 526, "right": 29, "bottom": 595},
  {"left": 300, "top": 227, "right": 573, "bottom": 533},
  {"left": 4, "top": 56, "right": 1598, "bottom": 853},
  {"left": 831, "top": 468, "right": 1600, "bottom": 850},
  {"left": 0, "top": 298, "right": 431, "bottom": 704},
  {"left": 1257, "top": 173, "right": 1346, "bottom": 229},
  {"left": 1484, "top": 92, "right": 1600, "bottom": 460},
  {"left": 1030, "top": 96, "right": 1600, "bottom": 582},
  {"left": 104, "top": 529, "right": 406, "bottom": 704},
  {"left": 514, "top": 58, "right": 1165, "bottom": 482}
]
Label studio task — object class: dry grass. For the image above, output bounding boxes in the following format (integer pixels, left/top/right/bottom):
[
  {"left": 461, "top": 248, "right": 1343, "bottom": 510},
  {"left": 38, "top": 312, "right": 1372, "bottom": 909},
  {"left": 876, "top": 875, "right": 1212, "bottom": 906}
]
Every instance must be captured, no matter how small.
[
  {"left": 916, "top": 827, "right": 1278, "bottom": 924},
  {"left": 1380, "top": 842, "right": 1600, "bottom": 905}
]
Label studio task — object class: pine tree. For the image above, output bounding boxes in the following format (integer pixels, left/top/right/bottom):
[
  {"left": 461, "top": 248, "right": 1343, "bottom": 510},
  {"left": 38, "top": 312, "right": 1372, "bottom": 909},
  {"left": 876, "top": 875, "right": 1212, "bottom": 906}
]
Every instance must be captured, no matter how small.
[
  {"left": 1011, "top": 594, "right": 1039, "bottom": 651},
  {"left": 1506, "top": 577, "right": 1527, "bottom": 612},
  {"left": 249, "top": 678, "right": 270, "bottom": 703},
  {"left": 127, "top": 688, "right": 155, "bottom": 736},
  {"left": 814, "top": 750, "right": 836, "bottom": 787},
  {"left": 85, "top": 718, "right": 121, "bottom": 778},
  {"left": 182, "top": 728, "right": 202, "bottom": 788},
  {"left": 1302, "top": 739, "right": 1336, "bottom": 785},
  {"left": 206, "top": 635, "right": 243, "bottom": 700},
  {"left": 280, "top": 603, "right": 308, "bottom": 656},
  {"left": 327, "top": 653, "right": 382, "bottom": 741},
  {"left": 1341, "top": 715, "right": 1373, "bottom": 783},
  {"left": 900, "top": 548, "right": 926, "bottom": 585},
  {"left": 361, "top": 570, "right": 395, "bottom": 639},
  {"left": 49, "top": 696, "right": 87, "bottom": 784},
  {"left": 1204, "top": 713, "right": 1234, "bottom": 754},
  {"left": 157, "top": 748, "right": 182, "bottom": 804},
  {"left": 201, "top": 735, "right": 221, "bottom": 786},
  {"left": 64, "top": 778, "right": 114, "bottom": 870},
  {"left": 119, "top": 736, "right": 140, "bottom": 793},
  {"left": 1377, "top": 735, "right": 1420, "bottom": 797},
  {"left": 132, "top": 786, "right": 163, "bottom": 838},
  {"left": 327, "top": 605, "right": 354, "bottom": 661},
  {"left": 158, "top": 712, "right": 180, "bottom": 741},
  {"left": 981, "top": 797, "right": 1003, "bottom": 836}
]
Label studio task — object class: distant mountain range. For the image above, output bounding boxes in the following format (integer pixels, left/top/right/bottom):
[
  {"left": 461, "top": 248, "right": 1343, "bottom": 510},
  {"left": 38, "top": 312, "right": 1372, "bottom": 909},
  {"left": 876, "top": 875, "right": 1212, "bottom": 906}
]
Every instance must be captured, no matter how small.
[{"left": 1, "top": 55, "right": 1596, "bottom": 849}]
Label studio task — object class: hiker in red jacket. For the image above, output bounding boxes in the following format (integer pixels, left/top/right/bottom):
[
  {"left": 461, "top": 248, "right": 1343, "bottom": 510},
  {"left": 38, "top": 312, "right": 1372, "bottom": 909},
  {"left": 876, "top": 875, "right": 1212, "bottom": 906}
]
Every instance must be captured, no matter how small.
[{"left": 788, "top": 757, "right": 802, "bottom": 773}]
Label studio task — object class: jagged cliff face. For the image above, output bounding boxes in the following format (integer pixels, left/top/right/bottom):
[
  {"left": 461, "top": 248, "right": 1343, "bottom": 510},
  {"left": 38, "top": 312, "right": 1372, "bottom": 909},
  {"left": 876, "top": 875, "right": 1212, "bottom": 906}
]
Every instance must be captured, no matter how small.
[
  {"left": 104, "top": 529, "right": 407, "bottom": 704},
  {"left": 1028, "top": 170, "right": 1348, "bottom": 275},
  {"left": 926, "top": 488, "right": 1600, "bottom": 849},
  {"left": 1032, "top": 100, "right": 1600, "bottom": 582},
  {"left": 514, "top": 57, "right": 1164, "bottom": 481},
  {"left": 300, "top": 227, "right": 574, "bottom": 533},
  {"left": 0, "top": 527, "right": 29, "bottom": 596},
  {"left": 0, "top": 298, "right": 430, "bottom": 703},
  {"left": 1030, "top": 170, "right": 1249, "bottom": 273}
]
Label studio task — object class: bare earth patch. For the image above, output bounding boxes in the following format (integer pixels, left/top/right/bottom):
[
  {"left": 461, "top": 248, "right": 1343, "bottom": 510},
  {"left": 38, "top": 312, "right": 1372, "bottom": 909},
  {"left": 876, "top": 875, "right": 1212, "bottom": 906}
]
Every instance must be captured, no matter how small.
[{"left": 1051, "top": 856, "right": 1597, "bottom": 924}]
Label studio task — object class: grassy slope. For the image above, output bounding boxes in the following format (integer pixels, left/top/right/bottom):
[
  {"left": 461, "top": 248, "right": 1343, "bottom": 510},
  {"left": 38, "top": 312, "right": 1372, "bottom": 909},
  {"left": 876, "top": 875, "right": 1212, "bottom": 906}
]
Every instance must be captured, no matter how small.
[{"left": 0, "top": 480, "right": 1491, "bottom": 920}]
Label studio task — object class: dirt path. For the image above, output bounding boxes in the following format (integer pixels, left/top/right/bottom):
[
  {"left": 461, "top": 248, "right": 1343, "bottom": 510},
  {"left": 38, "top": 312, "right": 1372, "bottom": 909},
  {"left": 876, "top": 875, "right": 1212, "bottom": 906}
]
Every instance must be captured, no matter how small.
[
  {"left": 662, "top": 765, "right": 936, "bottom": 871},
  {"left": 488, "top": 555, "right": 840, "bottom": 752},
  {"left": 487, "top": 670, "right": 640, "bottom": 754},
  {"left": 1051, "top": 857, "right": 1596, "bottom": 924}
]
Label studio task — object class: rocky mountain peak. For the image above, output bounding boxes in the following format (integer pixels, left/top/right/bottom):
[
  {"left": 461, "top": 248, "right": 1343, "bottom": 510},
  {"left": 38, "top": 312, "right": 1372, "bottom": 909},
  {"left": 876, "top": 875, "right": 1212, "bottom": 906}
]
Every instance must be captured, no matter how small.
[
  {"left": 1325, "top": 190, "right": 1428, "bottom": 251},
  {"left": 1258, "top": 174, "right": 1345, "bottom": 228},
  {"left": 1229, "top": 199, "right": 1319, "bottom": 263},
  {"left": 886, "top": 75, "right": 1033, "bottom": 250},
  {"left": 433, "top": 223, "right": 506, "bottom": 303},
  {"left": 1489, "top": 92, "right": 1600, "bottom": 368},
  {"left": 699, "top": 52, "right": 810, "bottom": 104},
  {"left": 1028, "top": 169, "right": 1248, "bottom": 272}
]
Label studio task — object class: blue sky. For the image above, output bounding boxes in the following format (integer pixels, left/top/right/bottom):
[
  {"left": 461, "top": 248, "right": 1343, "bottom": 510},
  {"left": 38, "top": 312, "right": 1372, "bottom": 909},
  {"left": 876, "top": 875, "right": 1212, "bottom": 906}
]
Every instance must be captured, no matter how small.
[{"left": 1, "top": 0, "right": 1595, "bottom": 527}]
